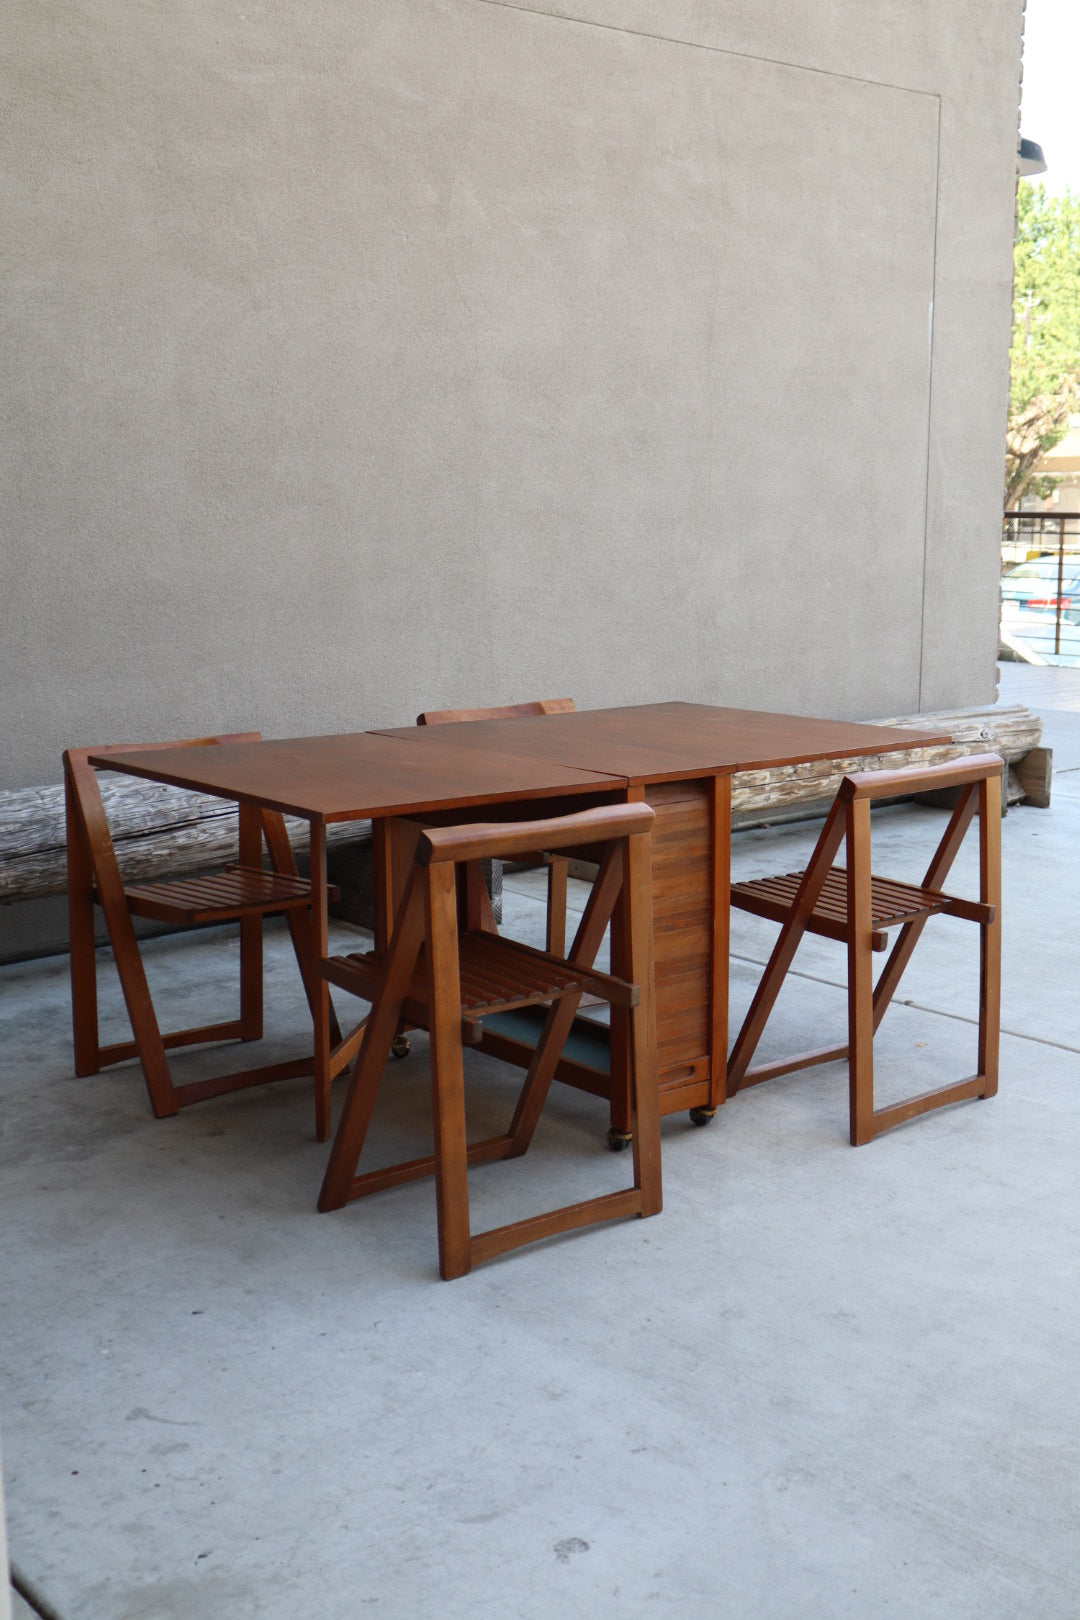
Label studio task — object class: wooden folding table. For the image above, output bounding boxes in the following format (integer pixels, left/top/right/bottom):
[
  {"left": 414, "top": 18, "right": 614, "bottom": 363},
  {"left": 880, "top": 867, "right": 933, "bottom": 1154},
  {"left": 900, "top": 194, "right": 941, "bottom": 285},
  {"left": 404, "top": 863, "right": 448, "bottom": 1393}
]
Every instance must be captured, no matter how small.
[{"left": 87, "top": 705, "right": 947, "bottom": 1140}]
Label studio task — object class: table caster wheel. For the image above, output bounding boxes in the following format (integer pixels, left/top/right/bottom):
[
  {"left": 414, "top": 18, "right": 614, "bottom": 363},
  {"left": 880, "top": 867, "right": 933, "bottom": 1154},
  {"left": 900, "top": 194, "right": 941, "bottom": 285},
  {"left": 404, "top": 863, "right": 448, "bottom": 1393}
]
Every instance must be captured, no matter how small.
[
  {"left": 689, "top": 1106, "right": 717, "bottom": 1127},
  {"left": 391, "top": 1035, "right": 411, "bottom": 1059},
  {"left": 606, "top": 1127, "right": 632, "bottom": 1152}
]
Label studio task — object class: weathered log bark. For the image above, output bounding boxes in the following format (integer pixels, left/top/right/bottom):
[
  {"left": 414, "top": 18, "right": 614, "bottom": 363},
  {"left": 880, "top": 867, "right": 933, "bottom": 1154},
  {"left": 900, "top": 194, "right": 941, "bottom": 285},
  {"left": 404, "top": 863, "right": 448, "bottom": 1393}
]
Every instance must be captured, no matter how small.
[
  {"left": 0, "top": 775, "right": 368, "bottom": 905},
  {"left": 0, "top": 704, "right": 1044, "bottom": 905},
  {"left": 730, "top": 705, "right": 1043, "bottom": 828}
]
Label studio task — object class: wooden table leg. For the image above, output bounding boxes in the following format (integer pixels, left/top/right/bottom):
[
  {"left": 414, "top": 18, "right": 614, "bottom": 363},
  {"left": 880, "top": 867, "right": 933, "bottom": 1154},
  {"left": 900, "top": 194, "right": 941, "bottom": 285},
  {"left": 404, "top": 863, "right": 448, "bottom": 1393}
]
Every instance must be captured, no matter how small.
[{"left": 371, "top": 819, "right": 393, "bottom": 953}]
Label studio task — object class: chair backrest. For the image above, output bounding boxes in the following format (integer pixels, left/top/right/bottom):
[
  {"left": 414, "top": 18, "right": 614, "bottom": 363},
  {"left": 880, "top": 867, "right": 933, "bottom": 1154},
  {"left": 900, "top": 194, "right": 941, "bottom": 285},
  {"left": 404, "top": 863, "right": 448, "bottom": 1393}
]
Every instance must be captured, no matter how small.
[
  {"left": 66, "top": 733, "right": 263, "bottom": 768},
  {"left": 838, "top": 752, "right": 1003, "bottom": 806},
  {"left": 416, "top": 698, "right": 575, "bottom": 726},
  {"left": 416, "top": 802, "right": 653, "bottom": 868},
  {"left": 413, "top": 700, "right": 580, "bottom": 943},
  {"left": 63, "top": 732, "right": 301, "bottom": 888},
  {"left": 64, "top": 734, "right": 264, "bottom": 825},
  {"left": 782, "top": 751, "right": 1001, "bottom": 875}
]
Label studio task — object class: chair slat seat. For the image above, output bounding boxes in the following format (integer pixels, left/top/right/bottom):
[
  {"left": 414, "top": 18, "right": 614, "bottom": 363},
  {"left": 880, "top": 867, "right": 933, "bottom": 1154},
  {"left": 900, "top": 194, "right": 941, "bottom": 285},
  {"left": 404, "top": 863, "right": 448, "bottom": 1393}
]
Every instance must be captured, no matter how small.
[
  {"left": 732, "top": 866, "right": 959, "bottom": 951},
  {"left": 323, "top": 929, "right": 632, "bottom": 1024},
  {"left": 123, "top": 865, "right": 319, "bottom": 925}
]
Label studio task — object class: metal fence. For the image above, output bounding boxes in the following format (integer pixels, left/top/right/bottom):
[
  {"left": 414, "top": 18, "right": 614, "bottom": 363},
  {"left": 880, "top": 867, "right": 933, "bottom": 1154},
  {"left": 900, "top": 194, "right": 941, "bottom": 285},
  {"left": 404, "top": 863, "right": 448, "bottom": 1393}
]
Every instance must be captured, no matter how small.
[{"left": 1001, "top": 511, "right": 1080, "bottom": 664}]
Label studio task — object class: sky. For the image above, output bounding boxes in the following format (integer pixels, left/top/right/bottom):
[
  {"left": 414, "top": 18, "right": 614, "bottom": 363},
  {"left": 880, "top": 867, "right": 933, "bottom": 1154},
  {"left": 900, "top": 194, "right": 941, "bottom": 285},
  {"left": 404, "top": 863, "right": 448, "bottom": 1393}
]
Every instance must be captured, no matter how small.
[{"left": 1020, "top": 0, "right": 1080, "bottom": 194}]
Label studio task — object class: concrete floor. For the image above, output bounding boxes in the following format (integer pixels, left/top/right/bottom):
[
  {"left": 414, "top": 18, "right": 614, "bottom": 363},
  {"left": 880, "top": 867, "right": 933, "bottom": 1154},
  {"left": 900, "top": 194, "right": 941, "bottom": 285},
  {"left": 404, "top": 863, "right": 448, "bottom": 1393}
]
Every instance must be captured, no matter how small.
[{"left": 2, "top": 668, "right": 1078, "bottom": 1619}]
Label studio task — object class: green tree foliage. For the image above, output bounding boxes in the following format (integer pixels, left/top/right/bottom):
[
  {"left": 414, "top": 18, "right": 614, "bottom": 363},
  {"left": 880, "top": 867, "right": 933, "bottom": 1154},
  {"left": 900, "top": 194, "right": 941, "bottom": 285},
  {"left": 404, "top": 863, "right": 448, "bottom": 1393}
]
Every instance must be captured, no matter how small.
[{"left": 1007, "top": 182, "right": 1080, "bottom": 505}]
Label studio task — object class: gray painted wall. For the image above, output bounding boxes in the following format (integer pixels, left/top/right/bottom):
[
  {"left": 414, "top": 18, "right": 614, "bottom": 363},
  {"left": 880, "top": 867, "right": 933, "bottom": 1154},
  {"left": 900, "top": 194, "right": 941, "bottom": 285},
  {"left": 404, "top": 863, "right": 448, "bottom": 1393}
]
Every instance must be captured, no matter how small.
[{"left": 3, "top": 0, "right": 1023, "bottom": 793}]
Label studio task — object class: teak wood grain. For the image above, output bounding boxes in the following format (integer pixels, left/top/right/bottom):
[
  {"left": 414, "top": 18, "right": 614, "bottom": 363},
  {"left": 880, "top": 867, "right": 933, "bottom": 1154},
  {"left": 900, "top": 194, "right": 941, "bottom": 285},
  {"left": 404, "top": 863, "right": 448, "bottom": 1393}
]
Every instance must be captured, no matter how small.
[
  {"left": 86, "top": 704, "right": 955, "bottom": 1142},
  {"left": 91, "top": 732, "right": 624, "bottom": 822},
  {"left": 374, "top": 702, "right": 949, "bottom": 784}
]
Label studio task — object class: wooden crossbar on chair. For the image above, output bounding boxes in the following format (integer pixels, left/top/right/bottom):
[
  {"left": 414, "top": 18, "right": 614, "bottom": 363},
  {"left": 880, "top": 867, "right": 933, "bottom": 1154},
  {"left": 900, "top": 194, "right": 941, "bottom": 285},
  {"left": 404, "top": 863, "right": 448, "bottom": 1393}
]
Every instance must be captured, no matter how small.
[
  {"left": 318, "top": 802, "right": 661, "bottom": 1280},
  {"left": 415, "top": 699, "right": 578, "bottom": 952},
  {"left": 727, "top": 753, "right": 1003, "bottom": 1145},
  {"left": 415, "top": 698, "right": 576, "bottom": 726},
  {"left": 64, "top": 736, "right": 339, "bottom": 1129}
]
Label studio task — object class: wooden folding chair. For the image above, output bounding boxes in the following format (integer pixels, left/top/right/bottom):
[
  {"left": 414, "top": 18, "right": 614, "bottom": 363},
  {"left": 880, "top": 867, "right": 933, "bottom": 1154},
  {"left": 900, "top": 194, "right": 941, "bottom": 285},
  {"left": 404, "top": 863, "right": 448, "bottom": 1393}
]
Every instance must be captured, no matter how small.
[
  {"left": 416, "top": 698, "right": 577, "bottom": 953},
  {"left": 727, "top": 753, "right": 1003, "bottom": 1144},
  {"left": 318, "top": 802, "right": 661, "bottom": 1279},
  {"left": 64, "top": 736, "right": 338, "bottom": 1126}
]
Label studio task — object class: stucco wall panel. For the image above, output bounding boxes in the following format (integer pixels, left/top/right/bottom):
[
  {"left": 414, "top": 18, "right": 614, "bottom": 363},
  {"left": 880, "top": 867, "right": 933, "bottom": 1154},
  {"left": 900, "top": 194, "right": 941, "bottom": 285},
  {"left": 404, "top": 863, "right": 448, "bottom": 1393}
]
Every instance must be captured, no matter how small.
[{"left": 2, "top": 0, "right": 1022, "bottom": 789}]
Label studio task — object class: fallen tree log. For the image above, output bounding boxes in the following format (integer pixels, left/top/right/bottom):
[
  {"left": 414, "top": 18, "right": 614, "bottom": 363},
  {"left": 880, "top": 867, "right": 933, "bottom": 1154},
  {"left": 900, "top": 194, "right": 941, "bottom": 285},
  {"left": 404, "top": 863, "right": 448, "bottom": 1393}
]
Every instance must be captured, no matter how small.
[
  {"left": 730, "top": 704, "right": 1044, "bottom": 827},
  {"left": 0, "top": 776, "right": 367, "bottom": 905},
  {"left": 0, "top": 704, "right": 1045, "bottom": 905}
]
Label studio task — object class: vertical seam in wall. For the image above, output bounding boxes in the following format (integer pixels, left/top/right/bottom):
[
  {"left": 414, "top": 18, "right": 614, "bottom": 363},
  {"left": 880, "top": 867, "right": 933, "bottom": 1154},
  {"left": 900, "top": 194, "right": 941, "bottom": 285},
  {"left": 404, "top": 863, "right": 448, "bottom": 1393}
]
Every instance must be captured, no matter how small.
[{"left": 917, "top": 94, "right": 944, "bottom": 713}]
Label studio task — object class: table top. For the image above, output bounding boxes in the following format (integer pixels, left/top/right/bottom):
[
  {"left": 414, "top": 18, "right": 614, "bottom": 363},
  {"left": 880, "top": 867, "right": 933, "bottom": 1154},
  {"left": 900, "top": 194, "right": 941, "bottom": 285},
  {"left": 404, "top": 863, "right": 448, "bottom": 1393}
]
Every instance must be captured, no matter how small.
[
  {"left": 90, "top": 732, "right": 625, "bottom": 822},
  {"left": 92, "top": 703, "right": 951, "bottom": 820},
  {"left": 375, "top": 702, "right": 950, "bottom": 784}
]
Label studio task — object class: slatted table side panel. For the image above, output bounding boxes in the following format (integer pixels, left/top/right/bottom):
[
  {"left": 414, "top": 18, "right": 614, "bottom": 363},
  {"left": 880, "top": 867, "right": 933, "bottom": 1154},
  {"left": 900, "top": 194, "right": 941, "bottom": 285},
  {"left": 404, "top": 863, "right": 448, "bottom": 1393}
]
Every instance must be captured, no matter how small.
[{"left": 645, "top": 782, "right": 713, "bottom": 1092}]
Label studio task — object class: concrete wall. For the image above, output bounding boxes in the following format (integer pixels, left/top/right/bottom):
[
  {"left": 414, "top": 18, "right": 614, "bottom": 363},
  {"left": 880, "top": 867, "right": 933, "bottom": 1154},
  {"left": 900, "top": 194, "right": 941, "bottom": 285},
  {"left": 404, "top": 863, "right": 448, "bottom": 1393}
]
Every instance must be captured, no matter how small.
[{"left": 2, "top": 0, "right": 1023, "bottom": 793}]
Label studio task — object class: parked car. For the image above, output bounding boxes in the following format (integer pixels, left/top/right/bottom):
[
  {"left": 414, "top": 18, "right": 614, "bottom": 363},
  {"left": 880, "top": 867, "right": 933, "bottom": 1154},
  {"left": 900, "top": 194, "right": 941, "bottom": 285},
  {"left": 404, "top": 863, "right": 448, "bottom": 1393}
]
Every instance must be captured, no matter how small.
[
  {"left": 1000, "top": 557, "right": 1080, "bottom": 623},
  {"left": 999, "top": 606, "right": 1080, "bottom": 667}
]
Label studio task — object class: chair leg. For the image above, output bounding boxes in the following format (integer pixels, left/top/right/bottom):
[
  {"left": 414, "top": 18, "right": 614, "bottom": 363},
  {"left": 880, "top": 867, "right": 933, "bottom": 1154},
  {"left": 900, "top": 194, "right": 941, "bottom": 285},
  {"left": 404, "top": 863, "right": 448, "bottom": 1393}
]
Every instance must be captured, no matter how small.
[
  {"left": 307, "top": 821, "right": 339, "bottom": 1143},
  {"left": 546, "top": 857, "right": 568, "bottom": 956},
  {"left": 66, "top": 755, "right": 179, "bottom": 1115},
  {"left": 319, "top": 868, "right": 427, "bottom": 1209},
  {"left": 316, "top": 1012, "right": 400, "bottom": 1210},
  {"left": 258, "top": 807, "right": 344, "bottom": 1051},
  {"left": 625, "top": 828, "right": 662, "bottom": 1215},
  {"left": 978, "top": 778, "right": 1002, "bottom": 1098},
  {"left": 504, "top": 849, "right": 623, "bottom": 1159},
  {"left": 505, "top": 991, "right": 586, "bottom": 1156},
  {"left": 845, "top": 800, "right": 876, "bottom": 1146},
  {"left": 606, "top": 882, "right": 634, "bottom": 1142},
  {"left": 424, "top": 863, "right": 473, "bottom": 1281},
  {"left": 100, "top": 897, "right": 179, "bottom": 1118},
  {"left": 574, "top": 842, "right": 635, "bottom": 1140}
]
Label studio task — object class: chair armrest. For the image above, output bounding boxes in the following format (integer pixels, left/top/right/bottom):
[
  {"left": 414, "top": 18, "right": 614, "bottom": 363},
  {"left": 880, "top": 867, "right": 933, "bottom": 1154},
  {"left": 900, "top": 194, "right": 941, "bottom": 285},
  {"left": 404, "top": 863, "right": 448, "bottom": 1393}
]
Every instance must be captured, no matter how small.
[
  {"left": 418, "top": 803, "right": 654, "bottom": 865},
  {"left": 840, "top": 752, "right": 1003, "bottom": 803}
]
